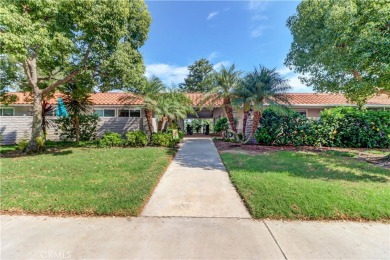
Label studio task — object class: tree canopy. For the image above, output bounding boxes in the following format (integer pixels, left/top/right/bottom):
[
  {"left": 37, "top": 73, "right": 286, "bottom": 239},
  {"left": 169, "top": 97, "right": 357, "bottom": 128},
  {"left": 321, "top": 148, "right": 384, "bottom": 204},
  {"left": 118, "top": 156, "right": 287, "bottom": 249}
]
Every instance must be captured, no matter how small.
[
  {"left": 285, "top": 0, "right": 390, "bottom": 104},
  {"left": 179, "top": 58, "right": 214, "bottom": 93},
  {"left": 0, "top": 0, "right": 151, "bottom": 151}
]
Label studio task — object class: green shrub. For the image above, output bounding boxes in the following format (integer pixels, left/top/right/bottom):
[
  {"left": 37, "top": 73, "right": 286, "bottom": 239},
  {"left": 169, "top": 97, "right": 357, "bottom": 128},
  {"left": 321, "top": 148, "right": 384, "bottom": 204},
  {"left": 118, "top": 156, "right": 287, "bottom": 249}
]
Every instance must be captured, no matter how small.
[
  {"left": 215, "top": 117, "right": 229, "bottom": 137},
  {"left": 254, "top": 108, "right": 390, "bottom": 148},
  {"left": 55, "top": 114, "right": 99, "bottom": 141},
  {"left": 178, "top": 130, "right": 185, "bottom": 140},
  {"left": 99, "top": 132, "right": 123, "bottom": 147},
  {"left": 35, "top": 136, "right": 46, "bottom": 152},
  {"left": 150, "top": 132, "right": 176, "bottom": 147},
  {"left": 17, "top": 139, "right": 29, "bottom": 151},
  {"left": 125, "top": 131, "right": 148, "bottom": 147},
  {"left": 315, "top": 107, "right": 390, "bottom": 148},
  {"left": 255, "top": 109, "right": 309, "bottom": 146}
]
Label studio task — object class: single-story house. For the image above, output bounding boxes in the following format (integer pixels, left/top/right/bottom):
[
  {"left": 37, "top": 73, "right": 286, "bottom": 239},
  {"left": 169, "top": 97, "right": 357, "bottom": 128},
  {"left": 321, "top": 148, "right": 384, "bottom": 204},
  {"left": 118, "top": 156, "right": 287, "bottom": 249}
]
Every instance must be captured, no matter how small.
[{"left": 0, "top": 92, "right": 389, "bottom": 145}]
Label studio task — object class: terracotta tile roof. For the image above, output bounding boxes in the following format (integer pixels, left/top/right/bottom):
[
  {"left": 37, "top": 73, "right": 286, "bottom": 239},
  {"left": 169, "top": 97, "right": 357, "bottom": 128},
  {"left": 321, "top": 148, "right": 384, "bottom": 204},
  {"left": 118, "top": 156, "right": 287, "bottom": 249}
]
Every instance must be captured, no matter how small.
[
  {"left": 285, "top": 93, "right": 390, "bottom": 106},
  {"left": 4, "top": 92, "right": 143, "bottom": 105},
  {"left": 3, "top": 92, "right": 389, "bottom": 107},
  {"left": 184, "top": 93, "right": 223, "bottom": 106}
]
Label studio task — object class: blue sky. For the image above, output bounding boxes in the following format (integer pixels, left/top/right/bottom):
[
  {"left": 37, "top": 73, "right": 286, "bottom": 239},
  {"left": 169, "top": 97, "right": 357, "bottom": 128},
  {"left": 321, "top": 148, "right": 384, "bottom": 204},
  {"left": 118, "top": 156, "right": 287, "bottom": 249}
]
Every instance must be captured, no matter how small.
[{"left": 141, "top": 0, "right": 313, "bottom": 92}]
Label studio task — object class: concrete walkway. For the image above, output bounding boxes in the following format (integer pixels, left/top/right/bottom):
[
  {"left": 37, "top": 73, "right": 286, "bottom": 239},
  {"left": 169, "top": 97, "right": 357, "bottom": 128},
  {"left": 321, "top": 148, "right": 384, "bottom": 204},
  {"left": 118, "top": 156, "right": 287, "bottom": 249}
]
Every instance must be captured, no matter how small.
[
  {"left": 1, "top": 138, "right": 389, "bottom": 259},
  {"left": 142, "top": 138, "right": 250, "bottom": 218}
]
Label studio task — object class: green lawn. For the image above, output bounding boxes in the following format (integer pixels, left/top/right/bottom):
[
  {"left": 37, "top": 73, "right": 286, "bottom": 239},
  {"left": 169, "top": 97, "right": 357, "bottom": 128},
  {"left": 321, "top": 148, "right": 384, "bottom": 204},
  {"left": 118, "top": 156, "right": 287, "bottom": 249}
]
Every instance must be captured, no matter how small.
[
  {"left": 1, "top": 147, "right": 174, "bottom": 216},
  {"left": 221, "top": 151, "right": 390, "bottom": 221}
]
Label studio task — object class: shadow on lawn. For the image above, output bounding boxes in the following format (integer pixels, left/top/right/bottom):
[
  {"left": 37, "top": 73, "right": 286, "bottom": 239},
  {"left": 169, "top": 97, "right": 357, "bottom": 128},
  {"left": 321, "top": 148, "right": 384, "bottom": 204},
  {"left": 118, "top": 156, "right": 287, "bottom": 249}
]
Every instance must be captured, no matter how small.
[
  {"left": 282, "top": 153, "right": 389, "bottom": 183},
  {"left": 228, "top": 151, "right": 390, "bottom": 183}
]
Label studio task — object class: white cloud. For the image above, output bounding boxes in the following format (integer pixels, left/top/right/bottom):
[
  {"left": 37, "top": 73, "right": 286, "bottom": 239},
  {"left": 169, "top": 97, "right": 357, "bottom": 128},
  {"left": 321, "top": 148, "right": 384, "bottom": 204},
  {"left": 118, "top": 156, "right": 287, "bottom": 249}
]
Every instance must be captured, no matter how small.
[
  {"left": 207, "top": 51, "right": 218, "bottom": 61},
  {"left": 145, "top": 63, "right": 188, "bottom": 85},
  {"left": 277, "top": 66, "right": 314, "bottom": 93},
  {"left": 247, "top": 1, "right": 271, "bottom": 38},
  {"left": 251, "top": 25, "right": 271, "bottom": 38},
  {"left": 248, "top": 0, "right": 269, "bottom": 12},
  {"left": 277, "top": 66, "right": 293, "bottom": 76},
  {"left": 207, "top": 11, "right": 219, "bottom": 20},
  {"left": 213, "top": 60, "right": 231, "bottom": 70}
]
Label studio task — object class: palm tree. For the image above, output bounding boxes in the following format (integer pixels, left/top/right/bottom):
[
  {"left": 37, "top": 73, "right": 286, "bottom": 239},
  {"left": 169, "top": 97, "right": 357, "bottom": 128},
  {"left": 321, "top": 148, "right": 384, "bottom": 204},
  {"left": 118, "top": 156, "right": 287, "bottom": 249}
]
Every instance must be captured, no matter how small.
[
  {"left": 148, "top": 90, "right": 195, "bottom": 131},
  {"left": 63, "top": 84, "right": 92, "bottom": 143},
  {"left": 232, "top": 84, "right": 251, "bottom": 138},
  {"left": 135, "top": 76, "right": 165, "bottom": 133},
  {"left": 203, "top": 64, "right": 242, "bottom": 138},
  {"left": 241, "top": 66, "right": 291, "bottom": 144}
]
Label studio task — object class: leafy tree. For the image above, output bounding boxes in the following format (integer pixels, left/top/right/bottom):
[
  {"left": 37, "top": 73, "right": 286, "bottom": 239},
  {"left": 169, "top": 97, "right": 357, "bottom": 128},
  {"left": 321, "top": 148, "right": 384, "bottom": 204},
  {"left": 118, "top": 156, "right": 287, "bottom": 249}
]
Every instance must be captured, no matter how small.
[
  {"left": 1, "top": 0, "right": 151, "bottom": 152},
  {"left": 203, "top": 64, "right": 242, "bottom": 138},
  {"left": 179, "top": 58, "right": 214, "bottom": 92},
  {"left": 240, "top": 66, "right": 290, "bottom": 144},
  {"left": 62, "top": 82, "right": 93, "bottom": 144},
  {"left": 285, "top": 0, "right": 390, "bottom": 105}
]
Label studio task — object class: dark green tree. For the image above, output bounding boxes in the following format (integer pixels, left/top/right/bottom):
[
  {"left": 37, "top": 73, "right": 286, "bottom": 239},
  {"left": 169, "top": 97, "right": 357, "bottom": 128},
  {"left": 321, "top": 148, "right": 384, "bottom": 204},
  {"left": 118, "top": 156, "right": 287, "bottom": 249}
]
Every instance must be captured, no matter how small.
[
  {"left": 1, "top": 0, "right": 151, "bottom": 152},
  {"left": 179, "top": 58, "right": 214, "bottom": 93},
  {"left": 285, "top": 0, "right": 390, "bottom": 105}
]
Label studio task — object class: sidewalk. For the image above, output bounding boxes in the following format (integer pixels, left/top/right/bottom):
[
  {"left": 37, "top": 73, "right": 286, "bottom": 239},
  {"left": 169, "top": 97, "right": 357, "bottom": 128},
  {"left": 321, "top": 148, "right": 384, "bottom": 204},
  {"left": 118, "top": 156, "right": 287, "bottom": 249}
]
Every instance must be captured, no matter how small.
[{"left": 1, "top": 138, "right": 389, "bottom": 259}]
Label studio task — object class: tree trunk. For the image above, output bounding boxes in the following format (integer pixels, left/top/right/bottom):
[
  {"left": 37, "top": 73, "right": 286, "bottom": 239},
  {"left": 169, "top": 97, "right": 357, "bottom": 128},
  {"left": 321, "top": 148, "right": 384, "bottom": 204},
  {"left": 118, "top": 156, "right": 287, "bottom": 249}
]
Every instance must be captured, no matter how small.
[
  {"left": 242, "top": 107, "right": 249, "bottom": 138},
  {"left": 243, "top": 110, "right": 261, "bottom": 144},
  {"left": 75, "top": 115, "right": 80, "bottom": 144},
  {"left": 26, "top": 91, "right": 43, "bottom": 153},
  {"left": 157, "top": 119, "right": 163, "bottom": 132},
  {"left": 164, "top": 118, "right": 172, "bottom": 131},
  {"left": 223, "top": 97, "right": 238, "bottom": 138},
  {"left": 145, "top": 109, "right": 154, "bottom": 134}
]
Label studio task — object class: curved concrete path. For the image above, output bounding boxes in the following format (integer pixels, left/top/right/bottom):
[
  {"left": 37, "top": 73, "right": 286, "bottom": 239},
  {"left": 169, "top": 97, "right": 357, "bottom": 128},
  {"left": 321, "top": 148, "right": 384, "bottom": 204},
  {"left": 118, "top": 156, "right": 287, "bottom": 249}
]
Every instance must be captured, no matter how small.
[{"left": 141, "top": 137, "right": 250, "bottom": 218}]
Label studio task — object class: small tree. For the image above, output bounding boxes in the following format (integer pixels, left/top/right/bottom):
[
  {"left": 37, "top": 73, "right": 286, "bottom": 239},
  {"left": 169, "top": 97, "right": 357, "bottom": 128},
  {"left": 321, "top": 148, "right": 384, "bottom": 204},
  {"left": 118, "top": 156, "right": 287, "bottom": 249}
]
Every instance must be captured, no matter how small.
[
  {"left": 62, "top": 83, "right": 93, "bottom": 144},
  {"left": 240, "top": 66, "right": 291, "bottom": 144},
  {"left": 203, "top": 64, "right": 242, "bottom": 139}
]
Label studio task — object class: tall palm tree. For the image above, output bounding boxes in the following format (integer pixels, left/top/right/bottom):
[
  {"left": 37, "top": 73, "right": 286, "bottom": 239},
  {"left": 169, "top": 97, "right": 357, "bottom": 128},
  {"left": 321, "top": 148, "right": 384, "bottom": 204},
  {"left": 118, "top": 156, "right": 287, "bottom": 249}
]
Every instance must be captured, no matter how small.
[
  {"left": 63, "top": 84, "right": 93, "bottom": 143},
  {"left": 241, "top": 66, "right": 291, "bottom": 144},
  {"left": 134, "top": 76, "right": 165, "bottom": 133},
  {"left": 203, "top": 64, "right": 242, "bottom": 138}
]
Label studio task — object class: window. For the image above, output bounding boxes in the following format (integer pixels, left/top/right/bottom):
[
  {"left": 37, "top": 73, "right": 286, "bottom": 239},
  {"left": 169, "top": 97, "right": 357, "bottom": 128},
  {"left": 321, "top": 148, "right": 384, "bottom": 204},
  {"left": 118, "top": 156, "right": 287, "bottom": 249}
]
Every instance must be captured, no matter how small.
[
  {"left": 94, "top": 109, "right": 115, "bottom": 117},
  {"left": 0, "top": 107, "right": 14, "bottom": 116},
  {"left": 296, "top": 110, "right": 307, "bottom": 117},
  {"left": 118, "top": 109, "right": 141, "bottom": 118}
]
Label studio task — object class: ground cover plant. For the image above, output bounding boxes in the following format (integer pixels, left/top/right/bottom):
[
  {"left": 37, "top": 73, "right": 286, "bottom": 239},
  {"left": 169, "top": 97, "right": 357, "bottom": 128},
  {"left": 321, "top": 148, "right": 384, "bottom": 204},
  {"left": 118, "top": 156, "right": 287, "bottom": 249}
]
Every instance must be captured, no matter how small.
[
  {"left": 221, "top": 151, "right": 390, "bottom": 221},
  {"left": 1, "top": 147, "right": 175, "bottom": 216}
]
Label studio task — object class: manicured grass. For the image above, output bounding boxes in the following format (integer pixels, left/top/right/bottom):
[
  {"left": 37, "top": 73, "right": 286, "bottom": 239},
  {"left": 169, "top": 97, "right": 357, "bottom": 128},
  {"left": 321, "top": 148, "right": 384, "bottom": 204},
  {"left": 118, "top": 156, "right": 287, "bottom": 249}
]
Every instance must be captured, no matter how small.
[
  {"left": 221, "top": 151, "right": 390, "bottom": 220},
  {"left": 1, "top": 147, "right": 174, "bottom": 216}
]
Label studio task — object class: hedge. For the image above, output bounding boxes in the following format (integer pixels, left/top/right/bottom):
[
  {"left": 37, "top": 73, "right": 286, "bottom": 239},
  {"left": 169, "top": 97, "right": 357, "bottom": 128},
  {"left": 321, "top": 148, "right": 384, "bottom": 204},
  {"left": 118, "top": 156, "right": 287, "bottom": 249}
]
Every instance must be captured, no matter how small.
[{"left": 255, "top": 107, "right": 390, "bottom": 148}]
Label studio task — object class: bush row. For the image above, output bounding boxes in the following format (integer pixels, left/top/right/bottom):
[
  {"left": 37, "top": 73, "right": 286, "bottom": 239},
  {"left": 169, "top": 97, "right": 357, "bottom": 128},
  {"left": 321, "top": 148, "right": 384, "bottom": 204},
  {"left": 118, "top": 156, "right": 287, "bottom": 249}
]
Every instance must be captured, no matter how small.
[
  {"left": 98, "top": 130, "right": 184, "bottom": 148},
  {"left": 254, "top": 107, "right": 390, "bottom": 148}
]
